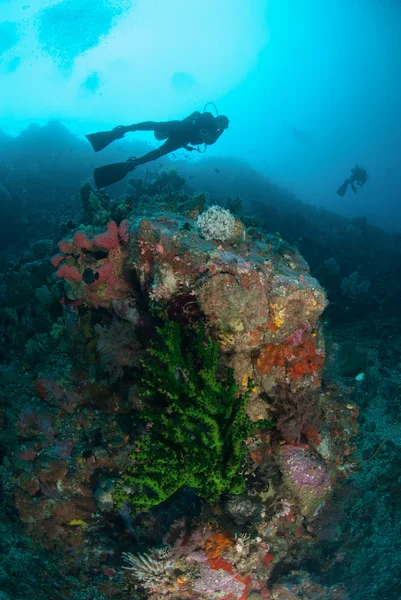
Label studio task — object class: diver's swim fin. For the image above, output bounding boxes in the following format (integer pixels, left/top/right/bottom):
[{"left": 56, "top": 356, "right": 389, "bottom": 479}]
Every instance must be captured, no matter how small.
[
  {"left": 336, "top": 179, "right": 350, "bottom": 197},
  {"left": 85, "top": 127, "right": 126, "bottom": 152},
  {"left": 94, "top": 161, "right": 135, "bottom": 188}
]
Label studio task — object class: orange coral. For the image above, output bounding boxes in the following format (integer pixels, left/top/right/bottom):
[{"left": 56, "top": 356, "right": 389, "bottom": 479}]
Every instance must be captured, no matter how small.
[
  {"left": 267, "top": 320, "right": 279, "bottom": 333},
  {"left": 305, "top": 427, "right": 322, "bottom": 446},
  {"left": 205, "top": 531, "right": 233, "bottom": 560},
  {"left": 246, "top": 328, "right": 264, "bottom": 347},
  {"left": 209, "top": 556, "right": 234, "bottom": 572},
  {"left": 254, "top": 338, "right": 324, "bottom": 380},
  {"left": 287, "top": 339, "right": 324, "bottom": 379},
  {"left": 263, "top": 552, "right": 274, "bottom": 565},
  {"left": 254, "top": 344, "right": 282, "bottom": 375}
]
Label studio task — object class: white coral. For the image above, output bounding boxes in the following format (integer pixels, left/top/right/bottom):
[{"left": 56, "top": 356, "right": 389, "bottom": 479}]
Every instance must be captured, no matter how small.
[
  {"left": 122, "top": 546, "right": 174, "bottom": 589},
  {"left": 197, "top": 205, "right": 235, "bottom": 241}
]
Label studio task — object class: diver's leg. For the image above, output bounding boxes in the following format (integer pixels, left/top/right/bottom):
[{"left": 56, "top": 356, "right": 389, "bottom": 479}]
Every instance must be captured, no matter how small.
[
  {"left": 124, "top": 120, "right": 181, "bottom": 133},
  {"left": 110, "top": 122, "right": 160, "bottom": 136},
  {"left": 126, "top": 139, "right": 183, "bottom": 169},
  {"left": 93, "top": 140, "right": 181, "bottom": 187},
  {"left": 124, "top": 121, "right": 159, "bottom": 132}
]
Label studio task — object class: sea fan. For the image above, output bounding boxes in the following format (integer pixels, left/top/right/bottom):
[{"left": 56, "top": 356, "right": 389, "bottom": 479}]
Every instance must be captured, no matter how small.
[
  {"left": 272, "top": 384, "right": 321, "bottom": 444},
  {"left": 95, "top": 318, "right": 143, "bottom": 381}
]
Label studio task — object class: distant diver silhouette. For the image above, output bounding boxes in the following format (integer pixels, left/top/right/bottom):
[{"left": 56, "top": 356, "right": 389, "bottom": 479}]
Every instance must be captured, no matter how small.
[
  {"left": 337, "top": 164, "right": 368, "bottom": 197},
  {"left": 86, "top": 104, "right": 229, "bottom": 188}
]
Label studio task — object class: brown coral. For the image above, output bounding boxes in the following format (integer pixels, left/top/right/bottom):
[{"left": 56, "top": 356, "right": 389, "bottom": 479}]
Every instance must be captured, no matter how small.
[
  {"left": 95, "top": 318, "right": 143, "bottom": 381},
  {"left": 270, "top": 384, "right": 322, "bottom": 444}
]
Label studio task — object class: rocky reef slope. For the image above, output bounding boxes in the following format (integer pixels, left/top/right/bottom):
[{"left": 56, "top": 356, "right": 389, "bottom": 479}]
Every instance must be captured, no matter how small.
[{"left": 0, "top": 185, "right": 357, "bottom": 600}]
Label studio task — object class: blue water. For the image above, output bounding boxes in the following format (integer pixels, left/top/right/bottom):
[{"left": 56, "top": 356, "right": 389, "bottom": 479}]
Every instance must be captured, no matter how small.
[
  {"left": 1, "top": 0, "right": 401, "bottom": 230},
  {"left": 0, "top": 1, "right": 400, "bottom": 599}
]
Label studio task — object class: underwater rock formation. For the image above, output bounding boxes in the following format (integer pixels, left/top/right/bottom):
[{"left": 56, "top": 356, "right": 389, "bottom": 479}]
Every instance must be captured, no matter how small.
[
  {"left": 1, "top": 188, "right": 358, "bottom": 599},
  {"left": 279, "top": 444, "right": 331, "bottom": 517}
]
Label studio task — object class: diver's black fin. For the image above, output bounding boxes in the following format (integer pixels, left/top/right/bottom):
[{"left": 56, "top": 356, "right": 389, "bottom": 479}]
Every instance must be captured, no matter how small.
[
  {"left": 94, "top": 162, "right": 135, "bottom": 188},
  {"left": 336, "top": 179, "right": 350, "bottom": 197},
  {"left": 85, "top": 128, "right": 125, "bottom": 152}
]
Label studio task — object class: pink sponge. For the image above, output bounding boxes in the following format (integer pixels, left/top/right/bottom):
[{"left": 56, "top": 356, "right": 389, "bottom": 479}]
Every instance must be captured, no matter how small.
[
  {"left": 93, "top": 221, "right": 119, "bottom": 249},
  {"left": 118, "top": 219, "right": 130, "bottom": 246},
  {"left": 56, "top": 264, "right": 82, "bottom": 282},
  {"left": 73, "top": 231, "right": 92, "bottom": 250}
]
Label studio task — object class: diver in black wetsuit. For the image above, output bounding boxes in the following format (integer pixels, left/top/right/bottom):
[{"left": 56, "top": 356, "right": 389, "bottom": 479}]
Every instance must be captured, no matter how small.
[
  {"left": 86, "top": 111, "right": 229, "bottom": 188},
  {"left": 337, "top": 165, "right": 368, "bottom": 197}
]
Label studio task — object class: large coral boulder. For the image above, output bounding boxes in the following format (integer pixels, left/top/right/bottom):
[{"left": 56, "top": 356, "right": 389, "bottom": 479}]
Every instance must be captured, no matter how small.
[
  {"left": 37, "top": 201, "right": 358, "bottom": 598},
  {"left": 128, "top": 211, "right": 327, "bottom": 393},
  {"left": 279, "top": 444, "right": 331, "bottom": 516}
]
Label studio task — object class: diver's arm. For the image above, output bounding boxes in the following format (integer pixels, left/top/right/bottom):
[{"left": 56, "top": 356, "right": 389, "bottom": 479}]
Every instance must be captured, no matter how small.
[
  {"left": 183, "top": 145, "right": 199, "bottom": 152},
  {"left": 126, "top": 139, "right": 184, "bottom": 167}
]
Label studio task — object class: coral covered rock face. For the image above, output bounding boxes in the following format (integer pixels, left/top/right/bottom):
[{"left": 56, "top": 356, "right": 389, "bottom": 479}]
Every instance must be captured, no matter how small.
[
  {"left": 127, "top": 209, "right": 329, "bottom": 462},
  {"left": 2, "top": 193, "right": 358, "bottom": 600},
  {"left": 128, "top": 210, "right": 326, "bottom": 360}
]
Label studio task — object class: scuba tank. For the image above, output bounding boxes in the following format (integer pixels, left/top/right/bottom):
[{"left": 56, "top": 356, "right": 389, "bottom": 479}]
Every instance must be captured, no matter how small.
[{"left": 195, "top": 102, "right": 220, "bottom": 151}]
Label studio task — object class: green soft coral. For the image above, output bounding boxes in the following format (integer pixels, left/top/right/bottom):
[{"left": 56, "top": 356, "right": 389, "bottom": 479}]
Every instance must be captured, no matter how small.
[{"left": 114, "top": 322, "right": 254, "bottom": 512}]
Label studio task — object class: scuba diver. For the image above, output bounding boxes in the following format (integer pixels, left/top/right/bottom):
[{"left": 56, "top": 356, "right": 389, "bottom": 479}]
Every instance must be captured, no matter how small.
[
  {"left": 336, "top": 164, "right": 368, "bottom": 197},
  {"left": 85, "top": 108, "right": 229, "bottom": 188}
]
